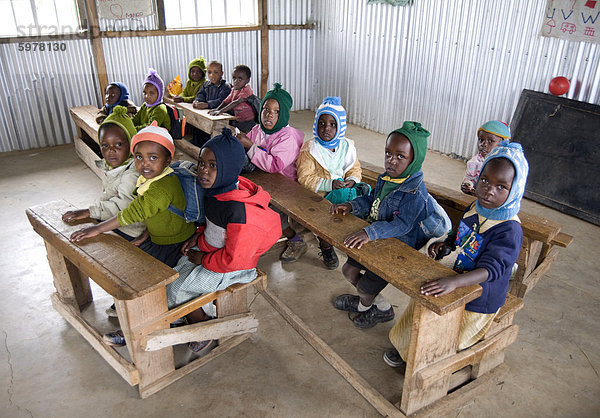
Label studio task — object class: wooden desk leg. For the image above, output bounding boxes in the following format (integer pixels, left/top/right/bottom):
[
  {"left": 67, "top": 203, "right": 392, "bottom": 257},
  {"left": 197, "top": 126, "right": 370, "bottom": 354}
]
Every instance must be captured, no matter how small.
[
  {"left": 400, "top": 301, "right": 463, "bottom": 415},
  {"left": 45, "top": 241, "right": 92, "bottom": 310},
  {"left": 216, "top": 288, "right": 248, "bottom": 317},
  {"left": 116, "top": 287, "right": 174, "bottom": 398}
]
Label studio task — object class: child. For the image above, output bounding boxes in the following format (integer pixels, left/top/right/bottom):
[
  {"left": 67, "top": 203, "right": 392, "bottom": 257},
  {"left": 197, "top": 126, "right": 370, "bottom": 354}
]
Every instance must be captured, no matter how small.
[
  {"left": 209, "top": 65, "right": 256, "bottom": 133},
  {"left": 132, "top": 68, "right": 171, "bottom": 132},
  {"left": 329, "top": 122, "right": 437, "bottom": 329},
  {"left": 384, "top": 142, "right": 528, "bottom": 368},
  {"left": 192, "top": 61, "right": 232, "bottom": 110},
  {"left": 296, "top": 96, "right": 363, "bottom": 270},
  {"left": 235, "top": 83, "right": 305, "bottom": 263},
  {"left": 191, "top": 60, "right": 232, "bottom": 147},
  {"left": 63, "top": 105, "right": 145, "bottom": 242},
  {"left": 461, "top": 120, "right": 511, "bottom": 196},
  {"left": 166, "top": 128, "right": 282, "bottom": 352},
  {"left": 172, "top": 57, "right": 207, "bottom": 103},
  {"left": 96, "top": 82, "right": 137, "bottom": 124}
]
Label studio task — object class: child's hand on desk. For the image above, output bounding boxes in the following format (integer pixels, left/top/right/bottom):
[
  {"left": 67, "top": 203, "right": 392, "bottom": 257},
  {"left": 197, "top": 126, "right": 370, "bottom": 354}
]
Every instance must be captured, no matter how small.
[
  {"left": 187, "top": 249, "right": 205, "bottom": 265},
  {"left": 421, "top": 277, "right": 457, "bottom": 297},
  {"left": 208, "top": 110, "right": 221, "bottom": 116},
  {"left": 173, "top": 96, "right": 184, "bottom": 103},
  {"left": 192, "top": 101, "right": 208, "bottom": 109},
  {"left": 131, "top": 229, "right": 149, "bottom": 246},
  {"left": 70, "top": 226, "right": 100, "bottom": 242},
  {"left": 344, "top": 230, "right": 370, "bottom": 249},
  {"left": 62, "top": 209, "right": 90, "bottom": 223},
  {"left": 329, "top": 203, "right": 352, "bottom": 215}
]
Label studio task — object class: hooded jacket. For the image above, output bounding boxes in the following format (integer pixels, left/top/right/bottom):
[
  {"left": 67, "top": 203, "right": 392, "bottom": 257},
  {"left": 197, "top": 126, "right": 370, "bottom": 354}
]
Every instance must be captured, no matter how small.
[
  {"left": 195, "top": 176, "right": 282, "bottom": 273},
  {"left": 181, "top": 58, "right": 207, "bottom": 103}
]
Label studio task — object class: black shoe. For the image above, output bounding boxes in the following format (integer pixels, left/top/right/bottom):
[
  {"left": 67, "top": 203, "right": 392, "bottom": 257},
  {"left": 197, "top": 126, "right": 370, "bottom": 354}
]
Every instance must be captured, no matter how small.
[
  {"left": 319, "top": 246, "right": 339, "bottom": 270},
  {"left": 334, "top": 294, "right": 360, "bottom": 312},
  {"left": 351, "top": 305, "right": 395, "bottom": 329},
  {"left": 383, "top": 348, "right": 406, "bottom": 367}
]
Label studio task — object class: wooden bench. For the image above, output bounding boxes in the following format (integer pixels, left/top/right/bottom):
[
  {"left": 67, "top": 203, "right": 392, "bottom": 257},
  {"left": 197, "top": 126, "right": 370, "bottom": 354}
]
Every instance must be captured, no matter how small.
[
  {"left": 26, "top": 199, "right": 265, "bottom": 398},
  {"left": 243, "top": 170, "right": 523, "bottom": 416},
  {"left": 360, "top": 161, "right": 573, "bottom": 298}
]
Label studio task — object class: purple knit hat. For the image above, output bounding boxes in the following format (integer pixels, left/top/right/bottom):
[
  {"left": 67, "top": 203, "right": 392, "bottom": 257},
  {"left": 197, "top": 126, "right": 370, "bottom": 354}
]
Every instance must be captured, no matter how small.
[{"left": 143, "top": 68, "right": 163, "bottom": 107}]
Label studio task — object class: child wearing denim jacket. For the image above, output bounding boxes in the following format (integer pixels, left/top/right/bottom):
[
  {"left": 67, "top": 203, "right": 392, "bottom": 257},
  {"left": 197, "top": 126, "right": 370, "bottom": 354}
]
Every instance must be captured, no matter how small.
[{"left": 329, "top": 122, "right": 438, "bottom": 329}]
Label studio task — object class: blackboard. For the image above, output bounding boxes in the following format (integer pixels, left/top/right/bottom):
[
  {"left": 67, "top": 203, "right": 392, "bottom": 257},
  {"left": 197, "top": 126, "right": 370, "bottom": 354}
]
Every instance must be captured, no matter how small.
[{"left": 511, "top": 89, "right": 600, "bottom": 226}]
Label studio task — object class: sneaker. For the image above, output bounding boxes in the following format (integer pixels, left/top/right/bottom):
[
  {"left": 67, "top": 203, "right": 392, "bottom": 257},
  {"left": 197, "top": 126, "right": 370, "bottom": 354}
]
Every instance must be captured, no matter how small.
[
  {"left": 383, "top": 348, "right": 406, "bottom": 368},
  {"left": 105, "top": 303, "right": 118, "bottom": 318},
  {"left": 103, "top": 330, "right": 126, "bottom": 347},
  {"left": 280, "top": 240, "right": 308, "bottom": 263},
  {"left": 188, "top": 339, "right": 215, "bottom": 355},
  {"left": 319, "top": 246, "right": 339, "bottom": 270},
  {"left": 333, "top": 294, "right": 360, "bottom": 312},
  {"left": 351, "top": 305, "right": 395, "bottom": 329}
]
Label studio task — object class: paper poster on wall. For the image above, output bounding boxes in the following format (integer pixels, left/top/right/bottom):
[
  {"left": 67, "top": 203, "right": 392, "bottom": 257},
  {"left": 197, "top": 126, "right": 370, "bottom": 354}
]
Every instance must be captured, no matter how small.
[
  {"left": 541, "top": 0, "right": 600, "bottom": 44},
  {"left": 97, "top": 0, "right": 154, "bottom": 20}
]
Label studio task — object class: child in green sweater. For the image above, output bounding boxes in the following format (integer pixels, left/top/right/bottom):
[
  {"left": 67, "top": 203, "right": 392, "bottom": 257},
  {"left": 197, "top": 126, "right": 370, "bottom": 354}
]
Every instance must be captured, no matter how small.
[
  {"left": 171, "top": 57, "right": 207, "bottom": 103},
  {"left": 132, "top": 68, "right": 171, "bottom": 132}
]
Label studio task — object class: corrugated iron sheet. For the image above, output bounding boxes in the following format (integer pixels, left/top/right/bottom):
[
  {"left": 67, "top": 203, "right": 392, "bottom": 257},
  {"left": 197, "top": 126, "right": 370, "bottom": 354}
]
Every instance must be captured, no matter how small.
[
  {"left": 313, "top": 0, "right": 600, "bottom": 158},
  {"left": 268, "top": 0, "right": 312, "bottom": 25}
]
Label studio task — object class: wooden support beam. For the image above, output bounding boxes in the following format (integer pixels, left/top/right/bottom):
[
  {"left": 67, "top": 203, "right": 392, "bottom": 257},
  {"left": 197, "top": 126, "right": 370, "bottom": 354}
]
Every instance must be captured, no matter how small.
[
  {"left": 259, "top": 0, "right": 269, "bottom": 98},
  {"left": 84, "top": 0, "right": 109, "bottom": 100},
  {"left": 141, "top": 313, "right": 258, "bottom": 351}
]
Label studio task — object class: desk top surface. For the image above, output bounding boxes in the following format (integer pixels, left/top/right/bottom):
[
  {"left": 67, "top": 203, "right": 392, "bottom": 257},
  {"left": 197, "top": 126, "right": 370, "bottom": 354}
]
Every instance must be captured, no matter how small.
[
  {"left": 26, "top": 200, "right": 178, "bottom": 300},
  {"left": 175, "top": 102, "right": 236, "bottom": 121},
  {"left": 245, "top": 171, "right": 481, "bottom": 315}
]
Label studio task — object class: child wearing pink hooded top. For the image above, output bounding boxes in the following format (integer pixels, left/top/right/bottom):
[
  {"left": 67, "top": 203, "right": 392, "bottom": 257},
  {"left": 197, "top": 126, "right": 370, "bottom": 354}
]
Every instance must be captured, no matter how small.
[{"left": 236, "top": 83, "right": 306, "bottom": 262}]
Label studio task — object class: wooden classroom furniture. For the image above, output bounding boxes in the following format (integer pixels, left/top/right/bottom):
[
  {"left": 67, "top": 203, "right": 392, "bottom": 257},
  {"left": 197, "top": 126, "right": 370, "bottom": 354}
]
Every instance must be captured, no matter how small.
[
  {"left": 27, "top": 199, "right": 265, "bottom": 398},
  {"left": 172, "top": 102, "right": 236, "bottom": 138},
  {"left": 360, "top": 161, "right": 573, "bottom": 298},
  {"left": 244, "top": 170, "right": 523, "bottom": 416}
]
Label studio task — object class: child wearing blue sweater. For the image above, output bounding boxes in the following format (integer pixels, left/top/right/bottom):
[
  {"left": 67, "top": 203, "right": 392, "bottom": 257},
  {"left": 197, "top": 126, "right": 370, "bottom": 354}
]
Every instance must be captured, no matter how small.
[{"left": 384, "top": 141, "right": 528, "bottom": 368}]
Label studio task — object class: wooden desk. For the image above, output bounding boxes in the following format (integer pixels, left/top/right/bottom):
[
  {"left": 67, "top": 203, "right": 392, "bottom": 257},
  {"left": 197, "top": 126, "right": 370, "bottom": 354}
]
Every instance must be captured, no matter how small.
[
  {"left": 245, "top": 171, "right": 513, "bottom": 415},
  {"left": 27, "top": 200, "right": 264, "bottom": 398},
  {"left": 175, "top": 102, "right": 235, "bottom": 136}
]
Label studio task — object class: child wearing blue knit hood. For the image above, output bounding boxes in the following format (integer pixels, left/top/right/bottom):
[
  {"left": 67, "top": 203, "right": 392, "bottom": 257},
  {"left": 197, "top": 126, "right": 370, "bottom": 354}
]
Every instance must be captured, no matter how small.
[
  {"left": 384, "top": 141, "right": 529, "bottom": 368},
  {"left": 296, "top": 96, "right": 367, "bottom": 269},
  {"left": 96, "top": 82, "right": 137, "bottom": 124}
]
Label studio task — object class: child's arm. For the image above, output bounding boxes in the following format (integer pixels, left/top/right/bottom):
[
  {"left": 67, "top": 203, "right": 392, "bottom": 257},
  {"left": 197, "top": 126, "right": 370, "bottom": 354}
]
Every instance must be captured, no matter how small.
[
  {"left": 210, "top": 97, "right": 245, "bottom": 115},
  {"left": 69, "top": 216, "right": 121, "bottom": 242},
  {"left": 88, "top": 170, "right": 139, "bottom": 221},
  {"left": 296, "top": 147, "right": 332, "bottom": 192},
  {"left": 247, "top": 130, "right": 302, "bottom": 174},
  {"left": 343, "top": 158, "right": 362, "bottom": 188},
  {"left": 421, "top": 268, "right": 489, "bottom": 297},
  {"left": 208, "top": 92, "right": 233, "bottom": 115},
  {"left": 62, "top": 209, "right": 90, "bottom": 223},
  {"left": 206, "top": 84, "right": 231, "bottom": 109},
  {"left": 193, "top": 87, "right": 208, "bottom": 109},
  {"left": 362, "top": 194, "right": 426, "bottom": 242}
]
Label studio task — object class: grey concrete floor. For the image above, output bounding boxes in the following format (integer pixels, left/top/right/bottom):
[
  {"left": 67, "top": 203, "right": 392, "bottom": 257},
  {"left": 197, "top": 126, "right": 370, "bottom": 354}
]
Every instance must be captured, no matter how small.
[{"left": 1, "top": 110, "right": 598, "bottom": 417}]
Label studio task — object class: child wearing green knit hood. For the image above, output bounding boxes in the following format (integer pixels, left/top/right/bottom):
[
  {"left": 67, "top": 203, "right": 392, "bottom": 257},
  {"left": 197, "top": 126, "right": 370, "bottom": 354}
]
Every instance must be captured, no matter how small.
[{"left": 172, "top": 57, "right": 207, "bottom": 103}]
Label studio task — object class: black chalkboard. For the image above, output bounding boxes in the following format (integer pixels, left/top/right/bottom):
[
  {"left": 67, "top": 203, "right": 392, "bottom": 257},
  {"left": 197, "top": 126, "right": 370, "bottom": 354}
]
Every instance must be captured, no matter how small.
[{"left": 510, "top": 89, "right": 600, "bottom": 226}]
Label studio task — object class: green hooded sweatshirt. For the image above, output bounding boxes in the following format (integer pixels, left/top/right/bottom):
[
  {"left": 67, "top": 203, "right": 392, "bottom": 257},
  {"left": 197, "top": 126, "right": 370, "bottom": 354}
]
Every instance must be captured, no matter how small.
[{"left": 181, "top": 57, "right": 207, "bottom": 102}]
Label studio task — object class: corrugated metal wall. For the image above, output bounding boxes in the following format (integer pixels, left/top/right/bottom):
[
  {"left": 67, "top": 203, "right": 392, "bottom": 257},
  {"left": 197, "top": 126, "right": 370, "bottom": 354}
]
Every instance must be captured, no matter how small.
[{"left": 313, "top": 0, "right": 600, "bottom": 159}]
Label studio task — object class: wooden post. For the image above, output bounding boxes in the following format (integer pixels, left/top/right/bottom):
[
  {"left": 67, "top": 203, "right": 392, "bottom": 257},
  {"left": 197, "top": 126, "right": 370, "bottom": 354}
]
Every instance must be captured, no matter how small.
[
  {"left": 156, "top": 0, "right": 167, "bottom": 31},
  {"left": 84, "top": 0, "right": 109, "bottom": 100},
  {"left": 258, "top": 0, "right": 269, "bottom": 98}
]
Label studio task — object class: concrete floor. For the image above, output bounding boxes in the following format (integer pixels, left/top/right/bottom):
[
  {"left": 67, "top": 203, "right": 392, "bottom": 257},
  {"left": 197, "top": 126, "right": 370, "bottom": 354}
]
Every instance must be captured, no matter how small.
[{"left": 1, "top": 110, "right": 598, "bottom": 417}]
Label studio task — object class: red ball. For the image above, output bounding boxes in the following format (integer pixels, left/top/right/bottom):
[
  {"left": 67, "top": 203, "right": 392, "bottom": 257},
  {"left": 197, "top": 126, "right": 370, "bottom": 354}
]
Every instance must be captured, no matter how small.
[{"left": 549, "top": 76, "right": 570, "bottom": 96}]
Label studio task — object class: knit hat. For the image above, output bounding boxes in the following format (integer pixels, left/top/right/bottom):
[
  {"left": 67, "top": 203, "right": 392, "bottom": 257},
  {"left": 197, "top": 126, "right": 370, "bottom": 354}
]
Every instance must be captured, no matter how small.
[
  {"left": 143, "top": 68, "right": 164, "bottom": 107},
  {"left": 388, "top": 121, "right": 431, "bottom": 178},
  {"left": 99, "top": 105, "right": 136, "bottom": 144},
  {"left": 259, "top": 83, "right": 293, "bottom": 134},
  {"left": 201, "top": 127, "right": 246, "bottom": 196},
  {"left": 478, "top": 120, "right": 511, "bottom": 140},
  {"left": 104, "top": 82, "right": 130, "bottom": 115},
  {"left": 130, "top": 121, "right": 175, "bottom": 157},
  {"left": 188, "top": 57, "right": 207, "bottom": 79},
  {"left": 476, "top": 141, "right": 529, "bottom": 220},
  {"left": 313, "top": 96, "right": 347, "bottom": 149}
]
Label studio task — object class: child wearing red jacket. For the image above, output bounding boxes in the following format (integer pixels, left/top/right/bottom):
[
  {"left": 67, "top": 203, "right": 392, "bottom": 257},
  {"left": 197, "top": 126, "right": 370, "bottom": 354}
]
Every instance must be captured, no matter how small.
[{"left": 166, "top": 128, "right": 281, "bottom": 351}]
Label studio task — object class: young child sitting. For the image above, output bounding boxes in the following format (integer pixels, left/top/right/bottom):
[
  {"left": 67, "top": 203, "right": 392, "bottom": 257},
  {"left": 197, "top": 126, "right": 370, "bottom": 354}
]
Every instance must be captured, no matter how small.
[
  {"left": 384, "top": 141, "right": 528, "bottom": 368},
  {"left": 64, "top": 105, "right": 145, "bottom": 241},
  {"left": 171, "top": 57, "right": 207, "bottom": 103},
  {"left": 296, "top": 96, "right": 363, "bottom": 270},
  {"left": 132, "top": 68, "right": 171, "bottom": 132},
  {"left": 209, "top": 65, "right": 256, "bottom": 133},
  {"left": 96, "top": 82, "right": 137, "bottom": 124},
  {"left": 166, "top": 128, "right": 282, "bottom": 352},
  {"left": 235, "top": 83, "right": 306, "bottom": 263},
  {"left": 191, "top": 60, "right": 232, "bottom": 147},
  {"left": 461, "top": 120, "right": 511, "bottom": 195},
  {"left": 329, "top": 122, "right": 437, "bottom": 329}
]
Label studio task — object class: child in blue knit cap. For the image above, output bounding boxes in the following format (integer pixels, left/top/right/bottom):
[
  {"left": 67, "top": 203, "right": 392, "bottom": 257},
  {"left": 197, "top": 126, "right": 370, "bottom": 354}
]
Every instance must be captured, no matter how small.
[
  {"left": 96, "top": 82, "right": 137, "bottom": 124},
  {"left": 384, "top": 141, "right": 528, "bottom": 368},
  {"left": 296, "top": 96, "right": 367, "bottom": 270},
  {"left": 132, "top": 68, "right": 171, "bottom": 132},
  {"left": 461, "top": 120, "right": 511, "bottom": 195}
]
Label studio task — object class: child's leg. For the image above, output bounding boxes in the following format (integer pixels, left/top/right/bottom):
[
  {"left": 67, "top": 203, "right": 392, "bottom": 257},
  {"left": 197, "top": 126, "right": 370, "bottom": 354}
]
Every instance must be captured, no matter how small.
[
  {"left": 317, "top": 236, "right": 339, "bottom": 269},
  {"left": 276, "top": 208, "right": 307, "bottom": 263},
  {"left": 341, "top": 258, "right": 362, "bottom": 286},
  {"left": 351, "top": 271, "right": 394, "bottom": 329}
]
